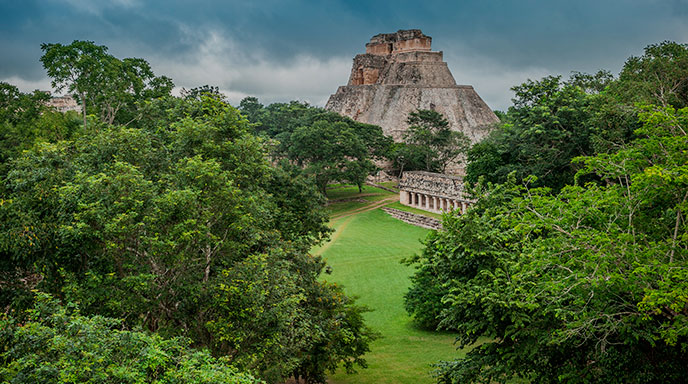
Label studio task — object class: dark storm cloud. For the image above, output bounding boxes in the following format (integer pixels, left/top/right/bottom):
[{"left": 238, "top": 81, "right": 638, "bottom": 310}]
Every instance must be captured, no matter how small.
[{"left": 1, "top": 0, "right": 687, "bottom": 109}]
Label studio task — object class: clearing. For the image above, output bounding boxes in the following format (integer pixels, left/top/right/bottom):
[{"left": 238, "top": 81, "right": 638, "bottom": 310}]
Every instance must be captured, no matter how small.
[{"left": 314, "top": 184, "right": 465, "bottom": 384}]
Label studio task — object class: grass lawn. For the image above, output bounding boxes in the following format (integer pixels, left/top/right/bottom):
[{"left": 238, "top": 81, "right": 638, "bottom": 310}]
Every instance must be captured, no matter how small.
[
  {"left": 327, "top": 200, "right": 369, "bottom": 217},
  {"left": 314, "top": 207, "right": 465, "bottom": 384},
  {"left": 325, "top": 184, "right": 395, "bottom": 200},
  {"left": 326, "top": 185, "right": 398, "bottom": 217}
]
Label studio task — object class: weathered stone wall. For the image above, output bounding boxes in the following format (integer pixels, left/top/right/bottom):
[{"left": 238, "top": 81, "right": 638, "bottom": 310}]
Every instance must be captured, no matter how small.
[
  {"left": 398, "top": 171, "right": 473, "bottom": 214},
  {"left": 349, "top": 54, "right": 388, "bottom": 85},
  {"left": 381, "top": 207, "right": 442, "bottom": 230},
  {"left": 326, "top": 29, "right": 499, "bottom": 174},
  {"left": 399, "top": 171, "right": 466, "bottom": 199},
  {"left": 366, "top": 30, "right": 432, "bottom": 55},
  {"left": 46, "top": 95, "right": 81, "bottom": 113}
]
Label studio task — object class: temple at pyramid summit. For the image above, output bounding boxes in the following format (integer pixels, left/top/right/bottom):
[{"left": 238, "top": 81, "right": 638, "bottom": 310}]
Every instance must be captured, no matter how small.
[{"left": 325, "top": 29, "right": 499, "bottom": 174}]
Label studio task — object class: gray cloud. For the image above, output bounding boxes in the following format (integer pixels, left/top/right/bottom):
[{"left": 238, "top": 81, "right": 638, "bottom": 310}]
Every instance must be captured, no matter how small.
[{"left": 1, "top": 0, "right": 687, "bottom": 110}]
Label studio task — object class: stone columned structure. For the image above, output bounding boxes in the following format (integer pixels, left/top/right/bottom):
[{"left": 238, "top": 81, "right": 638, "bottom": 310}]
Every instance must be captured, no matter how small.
[
  {"left": 326, "top": 29, "right": 499, "bottom": 174},
  {"left": 399, "top": 171, "right": 474, "bottom": 214}
]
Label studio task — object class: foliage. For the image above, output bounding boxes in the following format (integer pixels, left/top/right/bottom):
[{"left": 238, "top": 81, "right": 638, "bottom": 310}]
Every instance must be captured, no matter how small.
[
  {"left": 40, "top": 40, "right": 173, "bottom": 127},
  {"left": 407, "top": 106, "right": 688, "bottom": 383},
  {"left": 238, "top": 98, "right": 392, "bottom": 194},
  {"left": 465, "top": 75, "right": 595, "bottom": 191},
  {"left": 466, "top": 42, "right": 688, "bottom": 192},
  {"left": 402, "top": 110, "right": 470, "bottom": 173},
  {"left": 0, "top": 84, "right": 372, "bottom": 383},
  {"left": 387, "top": 142, "right": 434, "bottom": 177},
  {"left": 403, "top": 178, "right": 522, "bottom": 330},
  {"left": 611, "top": 41, "right": 688, "bottom": 108},
  {"left": 0, "top": 83, "right": 81, "bottom": 182},
  {"left": 289, "top": 120, "right": 376, "bottom": 193},
  {"left": 0, "top": 293, "right": 261, "bottom": 384}
]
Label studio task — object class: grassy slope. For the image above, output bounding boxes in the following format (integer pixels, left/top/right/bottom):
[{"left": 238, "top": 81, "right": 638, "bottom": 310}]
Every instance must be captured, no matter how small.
[{"left": 315, "top": 205, "right": 463, "bottom": 384}]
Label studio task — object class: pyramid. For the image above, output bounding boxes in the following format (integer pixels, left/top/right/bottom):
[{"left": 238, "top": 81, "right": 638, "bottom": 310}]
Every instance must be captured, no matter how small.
[{"left": 325, "top": 29, "right": 499, "bottom": 173}]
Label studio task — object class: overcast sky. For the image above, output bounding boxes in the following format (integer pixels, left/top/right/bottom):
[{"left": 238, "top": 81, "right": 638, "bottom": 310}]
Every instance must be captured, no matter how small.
[{"left": 2, "top": 0, "right": 687, "bottom": 110}]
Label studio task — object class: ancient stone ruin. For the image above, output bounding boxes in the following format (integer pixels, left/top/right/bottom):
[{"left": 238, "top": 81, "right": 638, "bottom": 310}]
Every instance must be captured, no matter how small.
[
  {"left": 46, "top": 95, "right": 81, "bottom": 113},
  {"left": 326, "top": 29, "right": 499, "bottom": 174},
  {"left": 398, "top": 171, "right": 474, "bottom": 214}
]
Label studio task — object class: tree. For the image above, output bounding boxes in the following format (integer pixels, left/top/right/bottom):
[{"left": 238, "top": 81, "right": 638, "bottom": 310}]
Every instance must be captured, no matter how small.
[
  {"left": 0, "top": 293, "right": 260, "bottom": 384},
  {"left": 406, "top": 106, "right": 688, "bottom": 383},
  {"left": 403, "top": 109, "right": 470, "bottom": 173},
  {"left": 465, "top": 75, "right": 595, "bottom": 191},
  {"left": 40, "top": 40, "right": 173, "bottom": 127},
  {"left": 0, "top": 82, "right": 81, "bottom": 188},
  {"left": 387, "top": 142, "right": 430, "bottom": 177},
  {"left": 289, "top": 120, "right": 377, "bottom": 193},
  {"left": 612, "top": 41, "right": 688, "bottom": 108},
  {"left": 239, "top": 98, "right": 391, "bottom": 194},
  {"left": 0, "top": 91, "right": 374, "bottom": 383}
]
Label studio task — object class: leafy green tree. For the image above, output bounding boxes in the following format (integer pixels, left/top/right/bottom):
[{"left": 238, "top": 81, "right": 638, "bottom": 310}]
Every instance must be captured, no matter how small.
[
  {"left": 289, "top": 120, "right": 377, "bottom": 193},
  {"left": 403, "top": 178, "right": 521, "bottom": 331},
  {"left": 0, "top": 293, "right": 260, "bottom": 384},
  {"left": 0, "top": 82, "right": 82, "bottom": 194},
  {"left": 611, "top": 41, "right": 688, "bottom": 108},
  {"left": 407, "top": 106, "right": 688, "bottom": 383},
  {"left": 387, "top": 142, "right": 430, "bottom": 177},
  {"left": 40, "top": 40, "right": 173, "bottom": 127},
  {"left": 239, "top": 98, "right": 391, "bottom": 194},
  {"left": 0, "top": 91, "right": 373, "bottom": 383},
  {"left": 465, "top": 75, "right": 595, "bottom": 191},
  {"left": 403, "top": 110, "right": 470, "bottom": 173}
]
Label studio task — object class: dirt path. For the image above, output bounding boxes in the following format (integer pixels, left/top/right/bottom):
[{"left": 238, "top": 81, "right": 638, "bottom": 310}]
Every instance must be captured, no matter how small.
[
  {"left": 330, "top": 195, "right": 399, "bottom": 220},
  {"left": 316, "top": 195, "right": 399, "bottom": 256},
  {"left": 314, "top": 214, "right": 354, "bottom": 256}
]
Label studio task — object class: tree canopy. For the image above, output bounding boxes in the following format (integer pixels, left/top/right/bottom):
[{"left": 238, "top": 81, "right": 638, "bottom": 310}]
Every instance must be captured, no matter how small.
[
  {"left": 2, "top": 43, "right": 377, "bottom": 384},
  {"left": 40, "top": 40, "right": 173, "bottom": 127},
  {"left": 406, "top": 41, "right": 688, "bottom": 383},
  {"left": 239, "top": 98, "right": 391, "bottom": 193}
]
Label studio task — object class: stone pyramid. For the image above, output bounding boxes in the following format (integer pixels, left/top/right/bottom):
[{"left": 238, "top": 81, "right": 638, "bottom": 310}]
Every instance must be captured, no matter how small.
[{"left": 326, "top": 29, "right": 498, "bottom": 173}]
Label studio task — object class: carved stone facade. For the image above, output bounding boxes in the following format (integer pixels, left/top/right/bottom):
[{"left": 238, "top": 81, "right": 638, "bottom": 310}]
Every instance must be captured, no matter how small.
[
  {"left": 46, "top": 95, "right": 81, "bottom": 113},
  {"left": 326, "top": 29, "right": 499, "bottom": 175},
  {"left": 398, "top": 171, "right": 473, "bottom": 214}
]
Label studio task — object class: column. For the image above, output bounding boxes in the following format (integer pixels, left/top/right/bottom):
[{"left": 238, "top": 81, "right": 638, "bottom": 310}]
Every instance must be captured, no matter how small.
[
  {"left": 424, "top": 194, "right": 429, "bottom": 210},
  {"left": 461, "top": 201, "right": 468, "bottom": 214}
]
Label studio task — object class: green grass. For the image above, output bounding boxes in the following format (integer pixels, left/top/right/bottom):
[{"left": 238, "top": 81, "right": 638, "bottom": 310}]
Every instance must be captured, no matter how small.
[
  {"left": 378, "top": 181, "right": 399, "bottom": 189},
  {"left": 325, "top": 184, "right": 396, "bottom": 199},
  {"left": 327, "top": 200, "right": 369, "bottom": 216},
  {"left": 385, "top": 201, "right": 444, "bottom": 219},
  {"left": 326, "top": 184, "right": 398, "bottom": 217},
  {"left": 315, "top": 207, "right": 465, "bottom": 384}
]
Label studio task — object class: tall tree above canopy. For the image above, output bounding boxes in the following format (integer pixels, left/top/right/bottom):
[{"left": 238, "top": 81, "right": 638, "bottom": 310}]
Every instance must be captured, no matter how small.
[
  {"left": 465, "top": 75, "right": 595, "bottom": 191},
  {"left": 403, "top": 109, "right": 470, "bottom": 173},
  {"left": 612, "top": 41, "right": 688, "bottom": 108},
  {"left": 40, "top": 40, "right": 173, "bottom": 127}
]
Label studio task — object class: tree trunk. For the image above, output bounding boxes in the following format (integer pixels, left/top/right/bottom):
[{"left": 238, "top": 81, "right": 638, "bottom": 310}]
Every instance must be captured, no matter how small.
[{"left": 81, "top": 92, "right": 87, "bottom": 129}]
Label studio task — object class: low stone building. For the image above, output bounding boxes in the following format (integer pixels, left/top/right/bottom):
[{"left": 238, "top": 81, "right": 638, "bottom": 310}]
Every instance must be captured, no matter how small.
[
  {"left": 46, "top": 95, "right": 81, "bottom": 113},
  {"left": 399, "top": 171, "right": 473, "bottom": 214}
]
